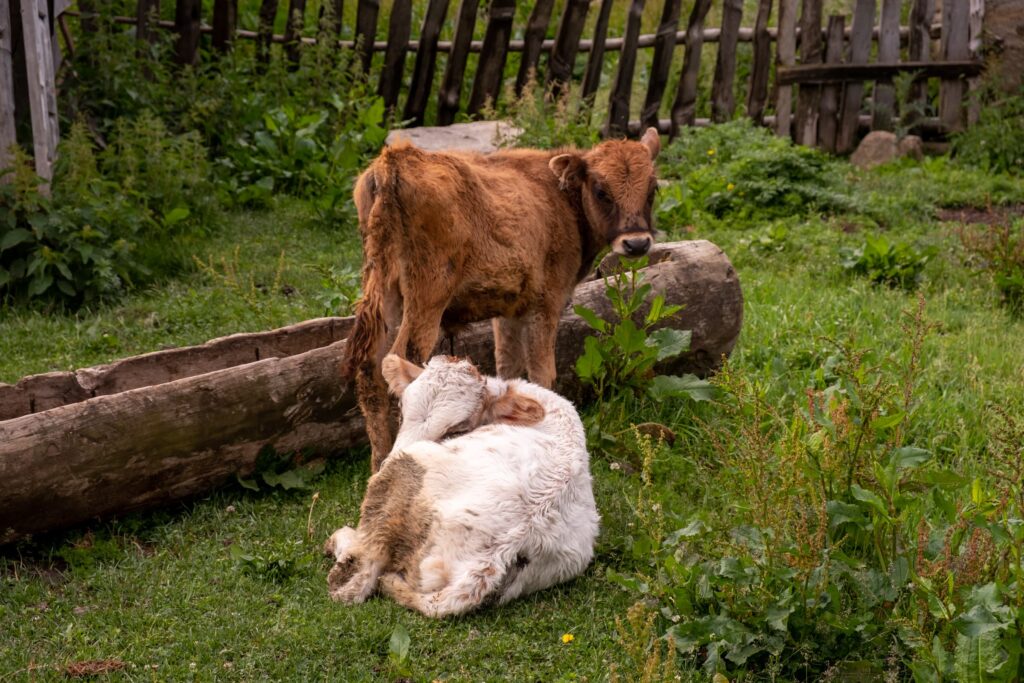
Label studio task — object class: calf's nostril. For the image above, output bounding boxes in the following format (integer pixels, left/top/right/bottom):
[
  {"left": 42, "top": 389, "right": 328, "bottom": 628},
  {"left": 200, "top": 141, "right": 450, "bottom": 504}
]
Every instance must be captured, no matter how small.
[{"left": 623, "top": 237, "right": 651, "bottom": 255}]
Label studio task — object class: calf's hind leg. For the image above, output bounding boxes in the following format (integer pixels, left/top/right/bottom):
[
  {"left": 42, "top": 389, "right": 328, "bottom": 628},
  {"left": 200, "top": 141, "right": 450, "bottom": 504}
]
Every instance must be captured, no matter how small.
[{"left": 493, "top": 317, "right": 529, "bottom": 379}]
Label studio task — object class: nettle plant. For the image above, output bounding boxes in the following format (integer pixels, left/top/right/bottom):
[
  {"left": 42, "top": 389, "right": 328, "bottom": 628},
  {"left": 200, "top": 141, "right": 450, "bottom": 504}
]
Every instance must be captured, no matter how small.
[
  {"left": 840, "top": 233, "right": 936, "bottom": 290},
  {"left": 574, "top": 257, "right": 712, "bottom": 453}
]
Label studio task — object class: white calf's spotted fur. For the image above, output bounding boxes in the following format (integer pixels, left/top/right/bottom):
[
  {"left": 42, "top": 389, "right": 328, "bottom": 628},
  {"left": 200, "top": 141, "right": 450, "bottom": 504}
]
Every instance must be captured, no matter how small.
[{"left": 326, "top": 355, "right": 599, "bottom": 617}]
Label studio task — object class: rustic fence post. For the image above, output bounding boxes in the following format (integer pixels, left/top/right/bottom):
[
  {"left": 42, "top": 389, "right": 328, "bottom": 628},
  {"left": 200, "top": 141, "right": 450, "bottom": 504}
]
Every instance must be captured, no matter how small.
[
  {"left": 353, "top": 0, "right": 379, "bottom": 75},
  {"left": 467, "top": 0, "right": 514, "bottom": 116},
  {"left": 546, "top": 0, "right": 589, "bottom": 101},
  {"left": 606, "top": 0, "right": 645, "bottom": 137},
  {"left": 581, "top": 0, "right": 613, "bottom": 106},
  {"left": 670, "top": 0, "right": 711, "bottom": 136},
  {"left": 872, "top": 0, "right": 901, "bottom": 131},
  {"left": 283, "top": 0, "right": 306, "bottom": 66},
  {"left": 256, "top": 0, "right": 279, "bottom": 68},
  {"left": 318, "top": 0, "right": 343, "bottom": 37},
  {"left": 817, "top": 15, "right": 844, "bottom": 152},
  {"left": 939, "top": 0, "right": 969, "bottom": 133},
  {"left": 1, "top": 0, "right": 16, "bottom": 176},
  {"left": 436, "top": 0, "right": 478, "bottom": 125},
  {"left": 403, "top": 0, "right": 449, "bottom": 125},
  {"left": 746, "top": 0, "right": 773, "bottom": 125},
  {"left": 774, "top": 0, "right": 797, "bottom": 137},
  {"left": 906, "top": 0, "right": 934, "bottom": 120},
  {"left": 378, "top": 0, "right": 411, "bottom": 112},
  {"left": 836, "top": 0, "right": 874, "bottom": 153},
  {"left": 174, "top": 0, "right": 202, "bottom": 65},
  {"left": 642, "top": 0, "right": 682, "bottom": 131},
  {"left": 966, "top": 0, "right": 984, "bottom": 125},
  {"left": 136, "top": 0, "right": 160, "bottom": 47},
  {"left": 18, "top": 0, "right": 58, "bottom": 186},
  {"left": 516, "top": 0, "right": 555, "bottom": 96},
  {"left": 794, "top": 0, "right": 822, "bottom": 146},
  {"left": 212, "top": 0, "right": 237, "bottom": 53},
  {"left": 711, "top": 0, "right": 743, "bottom": 123}
]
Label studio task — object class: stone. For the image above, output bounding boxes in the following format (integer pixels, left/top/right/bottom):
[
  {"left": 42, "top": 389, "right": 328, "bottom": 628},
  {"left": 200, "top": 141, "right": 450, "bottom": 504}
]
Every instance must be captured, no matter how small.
[
  {"left": 385, "top": 121, "right": 522, "bottom": 154},
  {"left": 897, "top": 135, "right": 924, "bottom": 161},
  {"left": 850, "top": 130, "right": 899, "bottom": 169}
]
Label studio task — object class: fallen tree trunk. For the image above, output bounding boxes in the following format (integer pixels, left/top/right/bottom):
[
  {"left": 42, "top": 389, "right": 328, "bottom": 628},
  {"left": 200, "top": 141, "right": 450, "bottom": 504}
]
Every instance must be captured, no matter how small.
[{"left": 0, "top": 240, "right": 741, "bottom": 542}]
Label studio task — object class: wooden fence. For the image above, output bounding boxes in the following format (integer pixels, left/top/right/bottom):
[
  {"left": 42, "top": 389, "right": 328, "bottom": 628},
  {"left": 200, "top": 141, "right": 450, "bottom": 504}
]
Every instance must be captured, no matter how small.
[{"left": 1, "top": 0, "right": 987, "bottom": 185}]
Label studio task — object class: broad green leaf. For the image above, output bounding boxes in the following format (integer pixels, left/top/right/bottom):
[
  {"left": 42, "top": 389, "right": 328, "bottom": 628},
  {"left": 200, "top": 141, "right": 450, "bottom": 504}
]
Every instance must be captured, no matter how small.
[
  {"left": 575, "top": 336, "right": 604, "bottom": 381},
  {"left": 954, "top": 631, "right": 1009, "bottom": 682},
  {"left": 573, "top": 304, "right": 607, "bottom": 333},
  {"left": 163, "top": 206, "right": 190, "bottom": 226},
  {"left": 261, "top": 469, "right": 310, "bottom": 490},
  {"left": 236, "top": 475, "right": 260, "bottom": 491},
  {"left": 649, "top": 374, "right": 714, "bottom": 401},
  {"left": 649, "top": 328, "right": 691, "bottom": 361},
  {"left": 389, "top": 623, "right": 410, "bottom": 663},
  {"left": 0, "top": 228, "right": 32, "bottom": 252},
  {"left": 890, "top": 446, "right": 931, "bottom": 470},
  {"left": 954, "top": 605, "right": 1008, "bottom": 638},
  {"left": 850, "top": 485, "right": 888, "bottom": 517},
  {"left": 27, "top": 273, "right": 52, "bottom": 297},
  {"left": 606, "top": 568, "right": 649, "bottom": 595},
  {"left": 827, "top": 499, "right": 867, "bottom": 528},
  {"left": 665, "top": 519, "right": 708, "bottom": 545},
  {"left": 870, "top": 411, "right": 906, "bottom": 432}
]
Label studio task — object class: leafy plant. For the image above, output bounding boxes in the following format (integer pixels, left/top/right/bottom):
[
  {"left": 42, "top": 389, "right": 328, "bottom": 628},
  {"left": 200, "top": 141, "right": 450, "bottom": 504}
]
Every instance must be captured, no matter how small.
[
  {"left": 957, "top": 219, "right": 1024, "bottom": 315},
  {"left": 486, "top": 76, "right": 600, "bottom": 150},
  {"left": 840, "top": 233, "right": 935, "bottom": 289},
  {"left": 236, "top": 445, "right": 326, "bottom": 492},
  {"left": 229, "top": 540, "right": 313, "bottom": 583},
  {"left": 952, "top": 87, "right": 1024, "bottom": 175}
]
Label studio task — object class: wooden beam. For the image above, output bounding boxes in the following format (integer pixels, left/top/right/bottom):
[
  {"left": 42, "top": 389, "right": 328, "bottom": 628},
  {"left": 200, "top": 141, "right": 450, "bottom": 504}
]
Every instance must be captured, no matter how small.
[
  {"left": 872, "top": 0, "right": 902, "bottom": 131},
  {"left": 641, "top": 0, "right": 682, "bottom": 131},
  {"left": 817, "top": 15, "right": 844, "bottom": 152},
  {"left": 746, "top": 0, "right": 773, "bottom": 125},
  {"left": 777, "top": 61, "right": 984, "bottom": 85},
  {"left": 377, "top": 0, "right": 411, "bottom": 112},
  {"left": 546, "top": 0, "right": 589, "bottom": 100},
  {"left": 773, "top": 0, "right": 796, "bottom": 137},
  {"left": 353, "top": 0, "right": 379, "bottom": 74},
  {"left": 670, "top": 0, "right": 711, "bottom": 135},
  {"left": 467, "top": 0, "right": 514, "bottom": 115},
  {"left": 18, "top": 0, "right": 59, "bottom": 185},
  {"left": 212, "top": 0, "right": 237, "bottom": 52},
  {"left": 283, "top": 0, "right": 306, "bottom": 66},
  {"left": 256, "top": 0, "right": 279, "bottom": 67},
  {"left": 402, "top": 0, "right": 448, "bottom": 125},
  {"left": 835, "top": 0, "right": 874, "bottom": 153},
  {"left": 0, "top": 0, "right": 17, "bottom": 175},
  {"left": 711, "top": 0, "right": 743, "bottom": 123},
  {"left": 606, "top": 0, "right": 645, "bottom": 137},
  {"left": 515, "top": 0, "right": 555, "bottom": 96},
  {"left": 435, "top": 0, "right": 478, "bottom": 125},
  {"left": 580, "top": 0, "right": 613, "bottom": 105},
  {"left": 794, "top": 0, "right": 822, "bottom": 146}
]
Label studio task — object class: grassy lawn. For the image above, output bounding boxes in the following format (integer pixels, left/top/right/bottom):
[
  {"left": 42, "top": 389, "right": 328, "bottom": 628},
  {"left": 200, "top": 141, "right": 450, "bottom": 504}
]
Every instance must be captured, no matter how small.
[{"left": 3, "top": 126, "right": 1024, "bottom": 679}]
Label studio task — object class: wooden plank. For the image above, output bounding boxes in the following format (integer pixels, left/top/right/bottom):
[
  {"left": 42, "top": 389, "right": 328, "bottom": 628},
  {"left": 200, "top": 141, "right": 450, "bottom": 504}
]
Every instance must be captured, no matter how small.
[
  {"left": 939, "top": 0, "right": 969, "bottom": 132},
  {"left": 774, "top": 0, "right": 797, "bottom": 137},
  {"left": 966, "top": 0, "right": 984, "bottom": 126},
  {"left": 436, "top": 0, "right": 479, "bottom": 125},
  {"left": 907, "top": 0, "right": 934, "bottom": 115},
  {"left": 378, "top": 0, "right": 411, "bottom": 112},
  {"left": 746, "top": 0, "right": 773, "bottom": 125},
  {"left": 817, "top": 15, "right": 844, "bottom": 152},
  {"left": 872, "top": 0, "right": 901, "bottom": 131},
  {"left": 778, "top": 61, "right": 983, "bottom": 84},
  {"left": 466, "top": 0, "right": 514, "bottom": 115},
  {"left": 670, "top": 0, "right": 712, "bottom": 135},
  {"left": 256, "top": 0, "right": 279, "bottom": 66},
  {"left": 515, "top": 0, "right": 555, "bottom": 96},
  {"left": 794, "top": 0, "right": 822, "bottom": 146},
  {"left": 318, "top": 0, "right": 343, "bottom": 36},
  {"left": 402, "top": 0, "right": 448, "bottom": 125},
  {"left": 19, "top": 0, "right": 59, "bottom": 184},
  {"left": 836, "top": 0, "right": 874, "bottom": 154},
  {"left": 711, "top": 0, "right": 743, "bottom": 123},
  {"left": 136, "top": 0, "right": 160, "bottom": 46},
  {"left": 212, "top": 0, "right": 237, "bottom": 52},
  {"left": 174, "top": 0, "right": 202, "bottom": 65},
  {"left": 283, "top": 0, "right": 306, "bottom": 65},
  {"left": 546, "top": 0, "right": 589, "bottom": 101},
  {"left": 353, "top": 0, "right": 379, "bottom": 74},
  {"left": 606, "top": 0, "right": 645, "bottom": 137},
  {"left": 580, "top": 0, "right": 613, "bottom": 105},
  {"left": 641, "top": 0, "right": 682, "bottom": 131},
  {"left": 1, "top": 0, "right": 16, "bottom": 175}
]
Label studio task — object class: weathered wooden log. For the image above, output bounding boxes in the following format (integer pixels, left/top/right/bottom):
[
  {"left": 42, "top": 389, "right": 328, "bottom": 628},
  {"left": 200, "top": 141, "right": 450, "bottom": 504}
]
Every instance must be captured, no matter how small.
[{"left": 0, "top": 241, "right": 741, "bottom": 543}]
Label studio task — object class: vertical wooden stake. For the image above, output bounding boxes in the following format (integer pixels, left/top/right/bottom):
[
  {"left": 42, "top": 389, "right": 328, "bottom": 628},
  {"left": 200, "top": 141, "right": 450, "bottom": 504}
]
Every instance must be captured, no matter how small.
[
  {"left": 641, "top": 0, "right": 682, "bottom": 131},
  {"left": 966, "top": 0, "right": 985, "bottom": 126},
  {"left": 872, "top": 0, "right": 901, "bottom": 131},
  {"left": 402, "top": 0, "right": 448, "bottom": 125},
  {"left": 606, "top": 0, "right": 645, "bottom": 137},
  {"left": 746, "top": 0, "right": 773, "bottom": 125},
  {"left": 256, "top": 0, "right": 279, "bottom": 68},
  {"left": 515, "top": 0, "right": 555, "bottom": 97},
  {"left": 546, "top": 0, "right": 589, "bottom": 101},
  {"left": 436, "top": 0, "right": 479, "bottom": 125},
  {"left": 378, "top": 0, "right": 411, "bottom": 112},
  {"left": 773, "top": 0, "right": 796, "bottom": 138},
  {"left": 580, "top": 0, "right": 613, "bottom": 106},
  {"left": 1, "top": 0, "right": 17, "bottom": 176},
  {"left": 212, "top": 0, "right": 238, "bottom": 53},
  {"left": 939, "top": 0, "right": 969, "bottom": 133},
  {"left": 711, "top": 0, "right": 743, "bottom": 123},
  {"left": 467, "top": 0, "right": 514, "bottom": 116},
  {"left": 353, "top": 0, "right": 380, "bottom": 75},
  {"left": 836, "top": 0, "right": 874, "bottom": 154},
  {"left": 817, "top": 15, "right": 844, "bottom": 152},
  {"left": 906, "top": 0, "right": 934, "bottom": 123},
  {"left": 794, "top": 0, "right": 822, "bottom": 146},
  {"left": 174, "top": 0, "right": 202, "bottom": 66},
  {"left": 284, "top": 0, "right": 307, "bottom": 66},
  {"left": 136, "top": 0, "right": 160, "bottom": 48},
  {"left": 19, "top": 0, "right": 58, "bottom": 187},
  {"left": 670, "top": 0, "right": 711, "bottom": 136}
]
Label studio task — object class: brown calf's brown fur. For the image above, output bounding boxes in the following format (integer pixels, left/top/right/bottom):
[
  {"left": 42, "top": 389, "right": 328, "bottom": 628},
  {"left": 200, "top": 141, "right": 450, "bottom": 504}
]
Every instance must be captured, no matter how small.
[{"left": 344, "top": 128, "right": 662, "bottom": 471}]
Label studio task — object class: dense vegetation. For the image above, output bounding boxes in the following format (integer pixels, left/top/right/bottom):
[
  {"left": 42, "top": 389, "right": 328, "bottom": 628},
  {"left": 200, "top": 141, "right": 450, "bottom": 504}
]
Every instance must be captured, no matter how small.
[{"left": 3, "top": 8, "right": 1024, "bottom": 681}]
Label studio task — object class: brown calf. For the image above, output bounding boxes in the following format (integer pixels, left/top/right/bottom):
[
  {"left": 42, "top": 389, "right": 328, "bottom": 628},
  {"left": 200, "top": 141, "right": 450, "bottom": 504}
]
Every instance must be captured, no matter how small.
[{"left": 343, "top": 128, "right": 662, "bottom": 471}]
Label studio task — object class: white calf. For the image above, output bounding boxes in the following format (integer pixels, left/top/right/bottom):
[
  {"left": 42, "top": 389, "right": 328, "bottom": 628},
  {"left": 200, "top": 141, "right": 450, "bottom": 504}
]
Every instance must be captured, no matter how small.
[{"left": 325, "top": 354, "right": 599, "bottom": 617}]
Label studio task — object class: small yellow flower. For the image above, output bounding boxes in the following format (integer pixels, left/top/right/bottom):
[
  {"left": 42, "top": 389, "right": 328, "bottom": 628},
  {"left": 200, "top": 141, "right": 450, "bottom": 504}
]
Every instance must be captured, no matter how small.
[
  {"left": 707, "top": 149, "right": 716, "bottom": 156},
  {"left": 726, "top": 183, "right": 735, "bottom": 191},
  {"left": 561, "top": 633, "right": 575, "bottom": 644}
]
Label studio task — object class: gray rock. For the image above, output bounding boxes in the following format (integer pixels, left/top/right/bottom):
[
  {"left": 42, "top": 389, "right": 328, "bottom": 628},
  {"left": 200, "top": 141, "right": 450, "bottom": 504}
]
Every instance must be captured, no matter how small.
[
  {"left": 850, "top": 130, "right": 899, "bottom": 169},
  {"left": 385, "top": 121, "right": 522, "bottom": 154},
  {"left": 897, "top": 134, "right": 924, "bottom": 161}
]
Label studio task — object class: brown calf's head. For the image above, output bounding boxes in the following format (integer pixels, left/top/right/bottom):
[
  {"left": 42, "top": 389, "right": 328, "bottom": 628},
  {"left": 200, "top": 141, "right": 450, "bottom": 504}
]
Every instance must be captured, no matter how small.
[
  {"left": 549, "top": 127, "right": 661, "bottom": 258},
  {"left": 382, "top": 355, "right": 545, "bottom": 452}
]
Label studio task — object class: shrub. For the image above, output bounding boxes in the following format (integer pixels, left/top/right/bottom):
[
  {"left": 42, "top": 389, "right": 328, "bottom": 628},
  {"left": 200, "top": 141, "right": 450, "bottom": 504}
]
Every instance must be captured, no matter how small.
[
  {"left": 840, "top": 233, "right": 935, "bottom": 290},
  {"left": 488, "top": 79, "right": 600, "bottom": 150},
  {"left": 952, "top": 88, "right": 1024, "bottom": 175},
  {"left": 957, "top": 219, "right": 1024, "bottom": 314}
]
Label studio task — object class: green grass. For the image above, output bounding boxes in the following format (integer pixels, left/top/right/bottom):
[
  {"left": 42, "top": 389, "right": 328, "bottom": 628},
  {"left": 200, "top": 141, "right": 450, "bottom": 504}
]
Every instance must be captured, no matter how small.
[{"left": 2, "top": 148, "right": 1024, "bottom": 679}]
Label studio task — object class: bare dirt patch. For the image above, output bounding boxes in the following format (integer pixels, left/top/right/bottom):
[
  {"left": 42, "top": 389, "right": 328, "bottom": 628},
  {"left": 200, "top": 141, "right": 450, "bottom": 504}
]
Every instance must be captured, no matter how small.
[{"left": 938, "top": 204, "right": 1024, "bottom": 226}]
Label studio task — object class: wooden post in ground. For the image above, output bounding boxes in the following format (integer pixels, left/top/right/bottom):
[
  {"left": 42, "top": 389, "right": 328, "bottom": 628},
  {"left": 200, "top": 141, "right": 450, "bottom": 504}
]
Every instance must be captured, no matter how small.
[
  {"left": 402, "top": 0, "right": 449, "bottom": 125},
  {"left": 436, "top": 0, "right": 478, "bottom": 125},
  {"left": 18, "top": 0, "right": 58, "bottom": 186},
  {"left": 136, "top": 0, "right": 160, "bottom": 47},
  {"left": 580, "top": 0, "right": 613, "bottom": 107},
  {"left": 711, "top": 0, "right": 743, "bottom": 123},
  {"left": 283, "top": 0, "right": 306, "bottom": 66},
  {"left": 794, "top": 0, "right": 822, "bottom": 146},
  {"left": 774, "top": 0, "right": 797, "bottom": 138},
  {"left": 353, "top": 0, "right": 379, "bottom": 75},
  {"left": 515, "top": 0, "right": 555, "bottom": 96},
  {"left": 670, "top": 0, "right": 711, "bottom": 136},
  {"left": 746, "top": 0, "right": 773, "bottom": 125},
  {"left": 256, "top": 0, "right": 279, "bottom": 67},
  {"left": 467, "top": 0, "right": 514, "bottom": 115},
  {"left": 318, "top": 0, "right": 342, "bottom": 37},
  {"left": 546, "top": 0, "right": 589, "bottom": 101},
  {"left": 174, "top": 0, "right": 201, "bottom": 65},
  {"left": 836, "top": 0, "right": 874, "bottom": 153},
  {"left": 872, "top": 0, "right": 901, "bottom": 131},
  {"left": 939, "top": 0, "right": 969, "bottom": 132},
  {"left": 906, "top": 0, "right": 934, "bottom": 124},
  {"left": 606, "top": 0, "right": 645, "bottom": 137},
  {"left": 817, "top": 15, "right": 844, "bottom": 152},
  {"left": 212, "top": 0, "right": 237, "bottom": 53},
  {"left": 1, "top": 0, "right": 16, "bottom": 176},
  {"left": 641, "top": 0, "right": 682, "bottom": 132},
  {"left": 966, "top": 0, "right": 984, "bottom": 125},
  {"left": 378, "top": 0, "right": 411, "bottom": 112}
]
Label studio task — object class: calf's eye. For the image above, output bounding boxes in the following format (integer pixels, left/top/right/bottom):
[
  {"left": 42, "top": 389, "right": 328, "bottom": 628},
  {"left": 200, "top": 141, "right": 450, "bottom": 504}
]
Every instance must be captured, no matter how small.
[{"left": 593, "top": 186, "right": 611, "bottom": 204}]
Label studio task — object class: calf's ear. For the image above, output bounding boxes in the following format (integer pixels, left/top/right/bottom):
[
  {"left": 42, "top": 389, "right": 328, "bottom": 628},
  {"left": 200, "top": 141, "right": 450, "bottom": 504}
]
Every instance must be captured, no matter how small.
[
  {"left": 488, "top": 388, "right": 546, "bottom": 426},
  {"left": 549, "top": 154, "right": 587, "bottom": 190},
  {"left": 641, "top": 127, "right": 661, "bottom": 160},
  {"left": 381, "top": 355, "right": 423, "bottom": 395}
]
